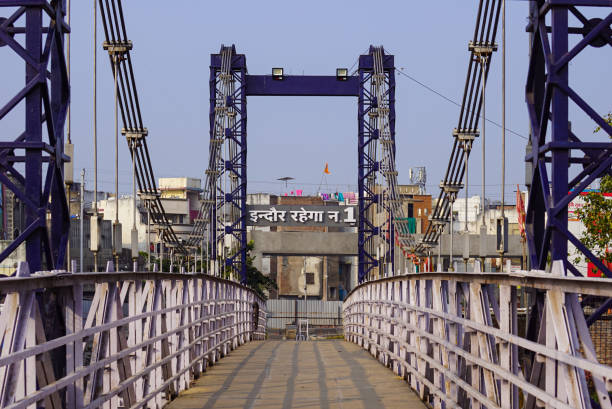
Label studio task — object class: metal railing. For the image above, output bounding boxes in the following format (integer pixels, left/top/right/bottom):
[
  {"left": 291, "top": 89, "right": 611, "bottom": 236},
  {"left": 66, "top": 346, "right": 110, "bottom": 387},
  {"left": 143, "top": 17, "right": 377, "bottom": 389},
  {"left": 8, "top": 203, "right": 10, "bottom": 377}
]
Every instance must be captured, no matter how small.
[
  {"left": 343, "top": 261, "right": 612, "bottom": 409},
  {"left": 266, "top": 299, "right": 343, "bottom": 329},
  {"left": 0, "top": 262, "right": 266, "bottom": 409}
]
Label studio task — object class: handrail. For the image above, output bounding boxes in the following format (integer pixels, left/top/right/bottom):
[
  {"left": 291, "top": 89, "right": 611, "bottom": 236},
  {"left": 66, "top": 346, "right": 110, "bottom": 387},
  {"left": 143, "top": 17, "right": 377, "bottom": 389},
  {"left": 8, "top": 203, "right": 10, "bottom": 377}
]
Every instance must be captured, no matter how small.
[
  {"left": 0, "top": 271, "right": 266, "bottom": 300},
  {"left": 0, "top": 263, "right": 267, "bottom": 409},
  {"left": 343, "top": 262, "right": 612, "bottom": 409},
  {"left": 346, "top": 270, "right": 612, "bottom": 299}
]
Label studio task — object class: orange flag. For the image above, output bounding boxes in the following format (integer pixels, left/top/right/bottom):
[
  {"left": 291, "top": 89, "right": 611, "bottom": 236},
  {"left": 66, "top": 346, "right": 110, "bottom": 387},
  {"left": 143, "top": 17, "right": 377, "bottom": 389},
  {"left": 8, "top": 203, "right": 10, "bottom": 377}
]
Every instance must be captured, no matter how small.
[{"left": 324, "top": 163, "right": 330, "bottom": 174}]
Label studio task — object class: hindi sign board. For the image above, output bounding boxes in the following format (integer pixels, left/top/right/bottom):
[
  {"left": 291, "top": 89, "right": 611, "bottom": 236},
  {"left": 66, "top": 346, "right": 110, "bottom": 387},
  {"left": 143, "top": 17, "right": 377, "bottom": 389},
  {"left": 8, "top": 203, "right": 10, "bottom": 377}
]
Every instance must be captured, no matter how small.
[{"left": 247, "top": 205, "right": 357, "bottom": 227}]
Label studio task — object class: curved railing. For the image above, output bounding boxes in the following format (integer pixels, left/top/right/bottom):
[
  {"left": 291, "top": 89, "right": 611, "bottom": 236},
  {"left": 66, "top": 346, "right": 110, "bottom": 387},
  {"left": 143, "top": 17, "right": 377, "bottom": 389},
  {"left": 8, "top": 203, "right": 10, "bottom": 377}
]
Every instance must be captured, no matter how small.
[
  {"left": 0, "top": 263, "right": 266, "bottom": 408},
  {"left": 344, "top": 262, "right": 612, "bottom": 409}
]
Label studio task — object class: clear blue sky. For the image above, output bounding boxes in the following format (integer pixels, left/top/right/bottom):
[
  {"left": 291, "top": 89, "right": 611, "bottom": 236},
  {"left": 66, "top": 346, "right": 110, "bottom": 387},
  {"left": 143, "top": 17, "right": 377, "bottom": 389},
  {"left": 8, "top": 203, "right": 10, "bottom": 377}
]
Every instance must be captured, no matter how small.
[{"left": 2, "top": 1, "right": 611, "bottom": 200}]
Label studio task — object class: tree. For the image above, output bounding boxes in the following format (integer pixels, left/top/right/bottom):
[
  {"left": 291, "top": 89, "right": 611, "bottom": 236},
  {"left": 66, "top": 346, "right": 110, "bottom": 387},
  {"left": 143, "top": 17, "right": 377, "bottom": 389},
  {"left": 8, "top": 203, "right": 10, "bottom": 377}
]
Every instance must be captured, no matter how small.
[
  {"left": 573, "top": 114, "right": 612, "bottom": 275},
  {"left": 219, "top": 241, "right": 277, "bottom": 299},
  {"left": 244, "top": 241, "right": 277, "bottom": 300},
  {"left": 594, "top": 112, "right": 612, "bottom": 134}
]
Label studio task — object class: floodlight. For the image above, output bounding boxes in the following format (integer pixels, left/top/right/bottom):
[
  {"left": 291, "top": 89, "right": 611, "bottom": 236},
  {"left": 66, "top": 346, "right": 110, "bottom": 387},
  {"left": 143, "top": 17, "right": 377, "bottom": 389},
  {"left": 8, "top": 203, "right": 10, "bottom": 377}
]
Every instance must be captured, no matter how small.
[
  {"left": 272, "top": 67, "right": 284, "bottom": 80},
  {"left": 336, "top": 68, "right": 348, "bottom": 81}
]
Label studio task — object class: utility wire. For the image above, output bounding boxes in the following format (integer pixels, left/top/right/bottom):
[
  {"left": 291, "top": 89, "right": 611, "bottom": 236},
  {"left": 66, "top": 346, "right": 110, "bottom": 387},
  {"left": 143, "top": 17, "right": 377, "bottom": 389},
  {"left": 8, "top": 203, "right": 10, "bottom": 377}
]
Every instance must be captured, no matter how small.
[
  {"left": 395, "top": 68, "right": 528, "bottom": 140},
  {"left": 348, "top": 47, "right": 370, "bottom": 75}
]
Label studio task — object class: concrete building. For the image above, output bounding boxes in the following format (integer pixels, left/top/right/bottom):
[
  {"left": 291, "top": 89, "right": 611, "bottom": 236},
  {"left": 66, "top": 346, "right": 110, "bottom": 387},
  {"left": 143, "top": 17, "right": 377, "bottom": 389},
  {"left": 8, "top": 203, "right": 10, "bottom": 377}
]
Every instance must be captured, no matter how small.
[
  {"left": 247, "top": 186, "right": 431, "bottom": 298},
  {"left": 364, "top": 185, "right": 433, "bottom": 278},
  {"left": 0, "top": 241, "right": 25, "bottom": 276},
  {"left": 158, "top": 177, "right": 202, "bottom": 226},
  {"left": 66, "top": 182, "right": 109, "bottom": 218},
  {"left": 68, "top": 216, "right": 115, "bottom": 272},
  {"left": 451, "top": 195, "right": 522, "bottom": 236},
  {"left": 94, "top": 177, "right": 202, "bottom": 252},
  {"left": 428, "top": 193, "right": 526, "bottom": 272},
  {"left": 247, "top": 193, "right": 357, "bottom": 301},
  {"left": 0, "top": 178, "right": 116, "bottom": 273},
  {"left": 95, "top": 195, "right": 149, "bottom": 252},
  {"left": 372, "top": 184, "right": 432, "bottom": 235},
  {"left": 397, "top": 184, "right": 432, "bottom": 234}
]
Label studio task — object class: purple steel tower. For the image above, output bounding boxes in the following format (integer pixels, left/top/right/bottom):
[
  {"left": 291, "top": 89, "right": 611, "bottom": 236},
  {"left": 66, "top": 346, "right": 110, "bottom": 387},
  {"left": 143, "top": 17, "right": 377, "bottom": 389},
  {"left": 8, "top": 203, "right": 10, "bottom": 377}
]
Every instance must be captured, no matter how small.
[
  {"left": 192, "top": 45, "right": 412, "bottom": 284},
  {"left": 357, "top": 47, "right": 397, "bottom": 282},
  {"left": 525, "top": 1, "right": 612, "bottom": 278},
  {"left": 0, "top": 2, "right": 70, "bottom": 273},
  {"left": 209, "top": 46, "right": 248, "bottom": 282},
  {"left": 524, "top": 4, "right": 612, "bottom": 403}
]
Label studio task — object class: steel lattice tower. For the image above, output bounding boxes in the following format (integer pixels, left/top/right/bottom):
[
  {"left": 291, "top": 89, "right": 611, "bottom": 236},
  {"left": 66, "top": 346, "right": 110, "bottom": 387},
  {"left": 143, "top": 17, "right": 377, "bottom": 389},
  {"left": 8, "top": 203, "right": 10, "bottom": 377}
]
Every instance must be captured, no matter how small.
[
  {"left": 526, "top": 1, "right": 612, "bottom": 278},
  {"left": 0, "top": 2, "right": 70, "bottom": 273},
  {"left": 209, "top": 46, "right": 248, "bottom": 282}
]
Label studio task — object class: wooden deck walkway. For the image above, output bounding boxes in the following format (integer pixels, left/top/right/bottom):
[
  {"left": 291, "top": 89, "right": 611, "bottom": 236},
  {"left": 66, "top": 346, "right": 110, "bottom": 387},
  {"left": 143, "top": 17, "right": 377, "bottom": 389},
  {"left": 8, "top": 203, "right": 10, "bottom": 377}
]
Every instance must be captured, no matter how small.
[{"left": 166, "top": 340, "right": 426, "bottom": 409}]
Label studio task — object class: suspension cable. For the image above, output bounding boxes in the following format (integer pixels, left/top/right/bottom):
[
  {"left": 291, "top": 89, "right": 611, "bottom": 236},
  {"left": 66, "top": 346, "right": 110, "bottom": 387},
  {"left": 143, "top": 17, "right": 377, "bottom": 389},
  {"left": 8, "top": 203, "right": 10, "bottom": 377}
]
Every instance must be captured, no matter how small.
[
  {"left": 416, "top": 0, "right": 502, "bottom": 256},
  {"left": 98, "top": 0, "right": 185, "bottom": 256}
]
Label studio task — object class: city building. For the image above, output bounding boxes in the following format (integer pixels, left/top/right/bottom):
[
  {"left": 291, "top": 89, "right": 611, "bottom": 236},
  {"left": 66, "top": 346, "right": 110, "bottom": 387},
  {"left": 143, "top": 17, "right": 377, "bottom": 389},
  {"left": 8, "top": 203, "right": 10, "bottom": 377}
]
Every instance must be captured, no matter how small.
[
  {"left": 157, "top": 177, "right": 202, "bottom": 229},
  {"left": 247, "top": 192, "right": 357, "bottom": 301},
  {"left": 246, "top": 185, "right": 431, "bottom": 298},
  {"left": 451, "top": 195, "right": 522, "bottom": 236},
  {"left": 94, "top": 177, "right": 202, "bottom": 251},
  {"left": 397, "top": 184, "right": 432, "bottom": 234}
]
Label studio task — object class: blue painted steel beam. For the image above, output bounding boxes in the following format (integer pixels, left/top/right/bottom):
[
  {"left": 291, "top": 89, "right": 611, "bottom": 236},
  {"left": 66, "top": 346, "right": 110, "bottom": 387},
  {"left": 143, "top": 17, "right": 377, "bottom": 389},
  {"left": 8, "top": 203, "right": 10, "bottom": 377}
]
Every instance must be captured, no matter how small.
[
  {"left": 209, "top": 45, "right": 396, "bottom": 284},
  {"left": 245, "top": 75, "right": 359, "bottom": 97},
  {"left": 550, "top": 7, "right": 569, "bottom": 264},
  {"left": 0, "top": 1, "right": 70, "bottom": 272},
  {"left": 525, "top": 1, "right": 612, "bottom": 278},
  {"left": 210, "top": 51, "right": 245, "bottom": 69},
  {"left": 358, "top": 53, "right": 394, "bottom": 70},
  {"left": 357, "top": 46, "right": 395, "bottom": 282},
  {"left": 210, "top": 46, "right": 248, "bottom": 282}
]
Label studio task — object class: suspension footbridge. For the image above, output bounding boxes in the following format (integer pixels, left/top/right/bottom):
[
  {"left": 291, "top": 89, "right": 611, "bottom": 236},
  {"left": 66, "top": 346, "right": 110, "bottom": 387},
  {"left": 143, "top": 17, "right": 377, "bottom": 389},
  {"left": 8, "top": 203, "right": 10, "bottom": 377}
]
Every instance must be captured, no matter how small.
[{"left": 0, "top": 0, "right": 611, "bottom": 408}]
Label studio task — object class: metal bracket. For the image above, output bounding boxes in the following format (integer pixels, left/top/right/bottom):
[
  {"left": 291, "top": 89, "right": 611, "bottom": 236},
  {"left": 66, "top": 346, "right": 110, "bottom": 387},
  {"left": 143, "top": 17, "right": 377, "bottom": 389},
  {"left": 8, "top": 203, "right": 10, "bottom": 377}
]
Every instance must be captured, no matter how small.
[
  {"left": 102, "top": 40, "right": 133, "bottom": 55},
  {"left": 452, "top": 128, "right": 479, "bottom": 141},
  {"left": 122, "top": 128, "right": 148, "bottom": 149},
  {"left": 453, "top": 129, "right": 477, "bottom": 152},
  {"left": 440, "top": 182, "right": 464, "bottom": 203},
  {"left": 468, "top": 41, "right": 498, "bottom": 55},
  {"left": 429, "top": 217, "right": 448, "bottom": 231},
  {"left": 137, "top": 191, "right": 160, "bottom": 205}
]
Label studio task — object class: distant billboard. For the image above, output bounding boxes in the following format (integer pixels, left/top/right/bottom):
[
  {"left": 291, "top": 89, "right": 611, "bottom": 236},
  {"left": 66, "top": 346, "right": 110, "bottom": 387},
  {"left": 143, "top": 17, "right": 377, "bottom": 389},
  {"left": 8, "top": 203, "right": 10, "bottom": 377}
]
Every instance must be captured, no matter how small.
[
  {"left": 568, "top": 190, "right": 612, "bottom": 221},
  {"left": 247, "top": 205, "right": 357, "bottom": 227}
]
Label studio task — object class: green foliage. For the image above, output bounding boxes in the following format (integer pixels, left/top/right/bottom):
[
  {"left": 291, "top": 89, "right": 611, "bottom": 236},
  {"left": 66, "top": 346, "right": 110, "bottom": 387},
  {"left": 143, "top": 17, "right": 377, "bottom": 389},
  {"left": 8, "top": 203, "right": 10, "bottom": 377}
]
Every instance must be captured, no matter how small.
[
  {"left": 220, "top": 241, "right": 277, "bottom": 299},
  {"left": 574, "top": 116, "right": 612, "bottom": 274},
  {"left": 145, "top": 254, "right": 180, "bottom": 273},
  {"left": 601, "top": 175, "right": 612, "bottom": 193},
  {"left": 244, "top": 241, "right": 277, "bottom": 300},
  {"left": 574, "top": 187, "right": 612, "bottom": 269},
  {"left": 593, "top": 112, "right": 611, "bottom": 134},
  {"left": 141, "top": 241, "right": 277, "bottom": 298}
]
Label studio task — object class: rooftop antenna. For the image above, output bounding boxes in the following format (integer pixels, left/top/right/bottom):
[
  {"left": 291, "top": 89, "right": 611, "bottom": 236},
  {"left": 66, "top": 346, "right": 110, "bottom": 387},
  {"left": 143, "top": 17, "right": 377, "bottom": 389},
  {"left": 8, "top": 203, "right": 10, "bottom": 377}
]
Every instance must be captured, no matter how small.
[
  {"left": 277, "top": 176, "right": 294, "bottom": 189},
  {"left": 409, "top": 166, "right": 427, "bottom": 194}
]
